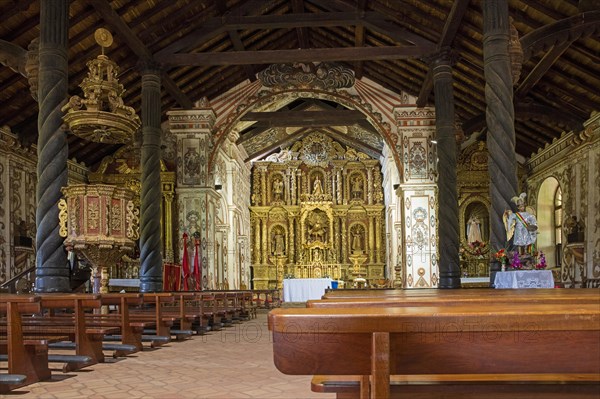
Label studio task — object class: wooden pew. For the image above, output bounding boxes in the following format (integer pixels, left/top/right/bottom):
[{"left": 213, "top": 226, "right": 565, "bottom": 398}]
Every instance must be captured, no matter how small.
[
  {"left": 129, "top": 293, "right": 192, "bottom": 342},
  {"left": 0, "top": 294, "right": 52, "bottom": 392},
  {"left": 32, "top": 293, "right": 119, "bottom": 370},
  {"left": 310, "top": 288, "right": 600, "bottom": 308},
  {"left": 269, "top": 303, "right": 600, "bottom": 399}
]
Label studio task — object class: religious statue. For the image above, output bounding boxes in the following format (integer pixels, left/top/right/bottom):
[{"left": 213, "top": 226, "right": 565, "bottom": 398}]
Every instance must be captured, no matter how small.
[
  {"left": 351, "top": 230, "right": 363, "bottom": 253},
  {"left": 272, "top": 233, "right": 285, "bottom": 255},
  {"left": 351, "top": 176, "right": 363, "bottom": 199},
  {"left": 466, "top": 214, "right": 483, "bottom": 244},
  {"left": 312, "top": 175, "right": 323, "bottom": 195},
  {"left": 307, "top": 212, "right": 327, "bottom": 242},
  {"left": 272, "top": 178, "right": 283, "bottom": 200},
  {"left": 503, "top": 192, "right": 538, "bottom": 254}
]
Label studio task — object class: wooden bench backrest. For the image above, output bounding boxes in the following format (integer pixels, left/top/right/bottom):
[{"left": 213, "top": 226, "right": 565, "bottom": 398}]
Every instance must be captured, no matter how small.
[
  {"left": 269, "top": 303, "right": 600, "bottom": 398},
  {"left": 309, "top": 288, "right": 600, "bottom": 308}
]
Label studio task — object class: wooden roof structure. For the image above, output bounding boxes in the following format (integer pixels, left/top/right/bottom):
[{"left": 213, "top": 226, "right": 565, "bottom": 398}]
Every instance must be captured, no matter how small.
[{"left": 1, "top": 0, "right": 599, "bottom": 169}]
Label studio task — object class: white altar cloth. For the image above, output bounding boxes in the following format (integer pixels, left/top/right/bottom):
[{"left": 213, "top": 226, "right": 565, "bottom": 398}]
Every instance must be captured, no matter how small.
[
  {"left": 494, "top": 270, "right": 554, "bottom": 289},
  {"left": 283, "top": 278, "right": 333, "bottom": 302}
]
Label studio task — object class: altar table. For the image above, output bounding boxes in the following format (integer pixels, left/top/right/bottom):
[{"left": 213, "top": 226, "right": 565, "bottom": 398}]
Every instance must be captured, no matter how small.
[
  {"left": 283, "top": 278, "right": 333, "bottom": 302},
  {"left": 494, "top": 270, "right": 555, "bottom": 289}
]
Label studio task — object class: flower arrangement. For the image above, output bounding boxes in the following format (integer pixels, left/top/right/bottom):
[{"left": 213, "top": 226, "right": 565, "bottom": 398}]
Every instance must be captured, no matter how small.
[
  {"left": 494, "top": 249, "right": 547, "bottom": 270},
  {"left": 535, "top": 252, "right": 547, "bottom": 270},
  {"left": 494, "top": 248, "right": 509, "bottom": 265},
  {"left": 468, "top": 240, "right": 487, "bottom": 256}
]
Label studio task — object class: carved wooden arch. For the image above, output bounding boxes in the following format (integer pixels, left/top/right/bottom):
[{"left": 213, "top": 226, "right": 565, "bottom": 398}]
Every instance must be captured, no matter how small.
[
  {"left": 209, "top": 87, "right": 403, "bottom": 182},
  {"left": 520, "top": 11, "right": 600, "bottom": 60}
]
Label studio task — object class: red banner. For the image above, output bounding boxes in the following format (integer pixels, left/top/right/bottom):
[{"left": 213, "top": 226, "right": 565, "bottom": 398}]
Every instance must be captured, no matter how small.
[
  {"left": 163, "top": 263, "right": 181, "bottom": 291},
  {"left": 193, "top": 235, "right": 201, "bottom": 291},
  {"left": 181, "top": 233, "right": 190, "bottom": 291}
]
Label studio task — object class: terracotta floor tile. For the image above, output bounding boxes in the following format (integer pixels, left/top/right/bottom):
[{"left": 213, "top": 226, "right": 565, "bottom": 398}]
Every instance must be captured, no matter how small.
[{"left": 6, "top": 310, "right": 333, "bottom": 399}]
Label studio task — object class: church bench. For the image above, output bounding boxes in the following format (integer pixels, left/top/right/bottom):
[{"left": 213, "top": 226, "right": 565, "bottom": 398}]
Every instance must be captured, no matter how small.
[
  {"left": 268, "top": 304, "right": 600, "bottom": 399},
  {"left": 0, "top": 295, "right": 52, "bottom": 392},
  {"left": 162, "top": 292, "right": 201, "bottom": 332},
  {"left": 24, "top": 293, "right": 122, "bottom": 370},
  {"left": 240, "top": 291, "right": 258, "bottom": 319},
  {"left": 311, "top": 373, "right": 600, "bottom": 398},
  {"left": 309, "top": 288, "right": 600, "bottom": 308},
  {"left": 129, "top": 293, "right": 192, "bottom": 342}
]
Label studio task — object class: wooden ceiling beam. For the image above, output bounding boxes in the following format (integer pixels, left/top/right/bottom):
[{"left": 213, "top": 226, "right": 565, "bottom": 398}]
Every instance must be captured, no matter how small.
[
  {"left": 88, "top": 0, "right": 193, "bottom": 109},
  {"left": 241, "top": 110, "right": 366, "bottom": 127},
  {"left": 160, "top": 45, "right": 432, "bottom": 66},
  {"left": 245, "top": 128, "right": 312, "bottom": 162},
  {"left": 323, "top": 127, "right": 382, "bottom": 158},
  {"left": 156, "top": 11, "right": 434, "bottom": 60},
  {"left": 515, "top": 41, "right": 572, "bottom": 98},
  {"left": 416, "top": 0, "right": 470, "bottom": 107},
  {"left": 292, "top": 0, "right": 310, "bottom": 48},
  {"left": 353, "top": 0, "right": 368, "bottom": 79}
]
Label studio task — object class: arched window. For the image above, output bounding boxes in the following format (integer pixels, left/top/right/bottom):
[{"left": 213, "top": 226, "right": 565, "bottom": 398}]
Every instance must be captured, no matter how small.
[
  {"left": 554, "top": 187, "right": 562, "bottom": 267},
  {"left": 536, "top": 177, "right": 561, "bottom": 268}
]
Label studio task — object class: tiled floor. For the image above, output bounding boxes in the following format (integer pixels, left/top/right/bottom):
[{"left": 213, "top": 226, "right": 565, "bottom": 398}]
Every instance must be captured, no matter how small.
[{"left": 3, "top": 309, "right": 334, "bottom": 399}]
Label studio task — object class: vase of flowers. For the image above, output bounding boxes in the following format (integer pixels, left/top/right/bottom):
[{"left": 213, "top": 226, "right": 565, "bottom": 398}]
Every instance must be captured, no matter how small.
[{"left": 494, "top": 249, "right": 509, "bottom": 271}]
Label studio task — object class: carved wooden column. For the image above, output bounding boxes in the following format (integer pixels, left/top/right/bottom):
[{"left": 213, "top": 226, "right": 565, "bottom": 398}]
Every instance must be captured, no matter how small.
[
  {"left": 431, "top": 48, "right": 461, "bottom": 289},
  {"left": 253, "top": 216, "right": 260, "bottom": 263},
  {"left": 336, "top": 169, "right": 343, "bottom": 205},
  {"left": 375, "top": 215, "right": 382, "bottom": 264},
  {"left": 288, "top": 216, "right": 295, "bottom": 264},
  {"left": 367, "top": 167, "right": 373, "bottom": 205},
  {"left": 35, "top": 0, "right": 70, "bottom": 292},
  {"left": 369, "top": 216, "right": 375, "bottom": 263},
  {"left": 163, "top": 191, "right": 174, "bottom": 262},
  {"left": 139, "top": 63, "right": 163, "bottom": 292},
  {"left": 483, "top": 0, "right": 519, "bottom": 284},
  {"left": 341, "top": 221, "right": 347, "bottom": 264},
  {"left": 261, "top": 216, "right": 268, "bottom": 265},
  {"left": 260, "top": 166, "right": 267, "bottom": 206}
]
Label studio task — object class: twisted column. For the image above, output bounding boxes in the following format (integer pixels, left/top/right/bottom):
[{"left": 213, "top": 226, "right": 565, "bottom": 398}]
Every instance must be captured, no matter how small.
[
  {"left": 431, "top": 48, "right": 461, "bottom": 289},
  {"left": 138, "top": 65, "right": 163, "bottom": 292},
  {"left": 483, "top": 0, "right": 519, "bottom": 281},
  {"left": 35, "top": 0, "right": 70, "bottom": 292}
]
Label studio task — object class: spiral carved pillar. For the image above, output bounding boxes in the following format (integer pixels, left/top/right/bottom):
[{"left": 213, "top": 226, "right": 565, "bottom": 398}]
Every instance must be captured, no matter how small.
[
  {"left": 431, "top": 48, "right": 461, "bottom": 289},
  {"left": 138, "top": 65, "right": 163, "bottom": 292},
  {"left": 483, "top": 0, "right": 519, "bottom": 282},
  {"left": 35, "top": 0, "right": 70, "bottom": 292}
]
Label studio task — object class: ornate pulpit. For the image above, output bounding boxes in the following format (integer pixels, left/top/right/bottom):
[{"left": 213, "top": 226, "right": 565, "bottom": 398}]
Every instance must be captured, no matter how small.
[{"left": 59, "top": 184, "right": 139, "bottom": 293}]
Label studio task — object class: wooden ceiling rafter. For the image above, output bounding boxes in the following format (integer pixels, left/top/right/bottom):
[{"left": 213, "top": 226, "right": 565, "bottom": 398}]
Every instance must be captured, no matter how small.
[
  {"left": 321, "top": 126, "right": 382, "bottom": 159},
  {"left": 244, "top": 127, "right": 312, "bottom": 163}
]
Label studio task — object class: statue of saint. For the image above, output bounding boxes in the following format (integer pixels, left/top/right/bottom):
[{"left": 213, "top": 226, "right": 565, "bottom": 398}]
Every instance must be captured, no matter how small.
[
  {"left": 273, "top": 233, "right": 285, "bottom": 255},
  {"left": 503, "top": 193, "right": 538, "bottom": 255},
  {"left": 466, "top": 215, "right": 483, "bottom": 244},
  {"left": 312, "top": 176, "right": 323, "bottom": 195},
  {"left": 352, "top": 230, "right": 363, "bottom": 252},
  {"left": 272, "top": 178, "right": 283, "bottom": 200},
  {"left": 351, "top": 176, "right": 363, "bottom": 199}
]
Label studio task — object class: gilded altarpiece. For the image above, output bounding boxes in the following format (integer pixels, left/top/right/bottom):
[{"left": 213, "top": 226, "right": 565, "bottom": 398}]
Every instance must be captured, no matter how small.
[
  {"left": 457, "top": 142, "right": 492, "bottom": 278},
  {"left": 249, "top": 134, "right": 385, "bottom": 289}
]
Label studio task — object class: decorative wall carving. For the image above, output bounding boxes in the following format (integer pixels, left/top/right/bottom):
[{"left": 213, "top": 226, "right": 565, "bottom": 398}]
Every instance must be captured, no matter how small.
[{"left": 258, "top": 62, "right": 355, "bottom": 89}]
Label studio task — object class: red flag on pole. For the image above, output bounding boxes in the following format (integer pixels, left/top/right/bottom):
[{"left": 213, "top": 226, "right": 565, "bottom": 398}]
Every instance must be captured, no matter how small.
[
  {"left": 181, "top": 233, "right": 190, "bottom": 291},
  {"left": 193, "top": 234, "right": 201, "bottom": 291}
]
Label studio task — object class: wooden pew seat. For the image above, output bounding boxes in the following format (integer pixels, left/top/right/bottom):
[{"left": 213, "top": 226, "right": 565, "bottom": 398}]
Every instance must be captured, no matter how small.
[{"left": 269, "top": 302, "right": 600, "bottom": 399}]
